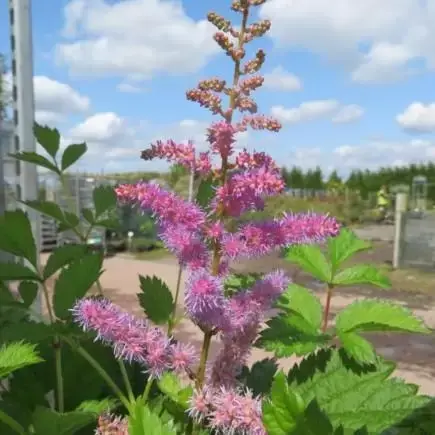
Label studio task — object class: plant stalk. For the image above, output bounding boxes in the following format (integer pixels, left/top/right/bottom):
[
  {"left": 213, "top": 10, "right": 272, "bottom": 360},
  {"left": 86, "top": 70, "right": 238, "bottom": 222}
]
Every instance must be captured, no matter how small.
[
  {"left": 142, "top": 377, "right": 153, "bottom": 403},
  {"left": 63, "top": 337, "right": 130, "bottom": 410},
  {"left": 167, "top": 266, "right": 183, "bottom": 336},
  {"left": 322, "top": 283, "right": 334, "bottom": 333},
  {"left": 0, "top": 410, "right": 25, "bottom": 435},
  {"left": 118, "top": 360, "right": 134, "bottom": 402},
  {"left": 195, "top": 330, "right": 213, "bottom": 388}
]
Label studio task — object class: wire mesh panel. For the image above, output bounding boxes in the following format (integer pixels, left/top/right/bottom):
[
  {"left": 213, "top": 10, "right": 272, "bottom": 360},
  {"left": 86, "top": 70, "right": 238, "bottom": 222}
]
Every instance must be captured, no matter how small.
[{"left": 400, "top": 212, "right": 435, "bottom": 270}]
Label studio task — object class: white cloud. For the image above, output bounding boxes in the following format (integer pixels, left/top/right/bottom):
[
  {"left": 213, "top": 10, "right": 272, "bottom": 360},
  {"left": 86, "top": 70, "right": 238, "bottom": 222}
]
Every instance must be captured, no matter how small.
[
  {"left": 2, "top": 73, "right": 90, "bottom": 123},
  {"left": 332, "top": 104, "right": 364, "bottom": 123},
  {"left": 55, "top": 0, "right": 218, "bottom": 79},
  {"left": 116, "top": 82, "right": 146, "bottom": 93},
  {"left": 271, "top": 100, "right": 363, "bottom": 125},
  {"left": 263, "top": 66, "right": 302, "bottom": 91},
  {"left": 259, "top": 0, "right": 435, "bottom": 83},
  {"left": 396, "top": 102, "right": 435, "bottom": 132},
  {"left": 287, "top": 138, "right": 435, "bottom": 176}
]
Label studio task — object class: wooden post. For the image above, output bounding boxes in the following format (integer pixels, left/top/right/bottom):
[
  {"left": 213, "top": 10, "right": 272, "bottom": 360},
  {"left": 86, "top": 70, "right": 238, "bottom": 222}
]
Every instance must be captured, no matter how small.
[{"left": 393, "top": 193, "right": 408, "bottom": 269}]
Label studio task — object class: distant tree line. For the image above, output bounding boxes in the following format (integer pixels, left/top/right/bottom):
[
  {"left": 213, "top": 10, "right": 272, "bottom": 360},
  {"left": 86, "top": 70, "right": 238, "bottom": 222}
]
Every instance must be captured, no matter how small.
[{"left": 281, "top": 163, "right": 435, "bottom": 200}]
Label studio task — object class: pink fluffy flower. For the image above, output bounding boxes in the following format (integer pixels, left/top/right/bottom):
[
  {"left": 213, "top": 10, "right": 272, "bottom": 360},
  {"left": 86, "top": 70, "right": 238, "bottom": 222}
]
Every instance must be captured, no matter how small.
[
  {"left": 184, "top": 269, "right": 227, "bottom": 329},
  {"left": 189, "top": 387, "right": 266, "bottom": 435},
  {"left": 207, "top": 120, "right": 237, "bottom": 159},
  {"left": 71, "top": 298, "right": 197, "bottom": 378},
  {"left": 115, "top": 182, "right": 206, "bottom": 232}
]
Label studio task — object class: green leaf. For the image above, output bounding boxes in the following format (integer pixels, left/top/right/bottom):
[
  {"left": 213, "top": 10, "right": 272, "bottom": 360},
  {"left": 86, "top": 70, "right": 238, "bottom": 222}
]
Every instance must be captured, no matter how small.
[
  {"left": 287, "top": 348, "right": 430, "bottom": 433},
  {"left": 335, "top": 299, "right": 430, "bottom": 334},
  {"left": 292, "top": 400, "right": 335, "bottom": 435},
  {"left": 34, "top": 123, "right": 60, "bottom": 158},
  {"left": 332, "top": 265, "right": 391, "bottom": 288},
  {"left": 239, "top": 358, "right": 278, "bottom": 397},
  {"left": 23, "top": 200, "right": 64, "bottom": 222},
  {"left": 285, "top": 245, "right": 331, "bottom": 282},
  {"left": 32, "top": 407, "right": 96, "bottom": 435},
  {"left": 96, "top": 218, "right": 120, "bottom": 229},
  {"left": 338, "top": 332, "right": 376, "bottom": 364},
  {"left": 75, "top": 398, "right": 119, "bottom": 415},
  {"left": 18, "top": 281, "right": 38, "bottom": 307},
  {"left": 9, "top": 151, "right": 59, "bottom": 173},
  {"left": 277, "top": 284, "right": 323, "bottom": 331},
  {"left": 61, "top": 143, "right": 87, "bottom": 171},
  {"left": 81, "top": 208, "right": 94, "bottom": 224},
  {"left": 256, "top": 315, "right": 330, "bottom": 358},
  {"left": 0, "top": 341, "right": 43, "bottom": 378},
  {"left": 138, "top": 275, "right": 174, "bottom": 325},
  {"left": 93, "top": 185, "right": 117, "bottom": 217},
  {"left": 158, "top": 372, "right": 193, "bottom": 409},
  {"left": 0, "top": 262, "right": 40, "bottom": 281},
  {"left": 327, "top": 229, "right": 371, "bottom": 273},
  {"left": 128, "top": 400, "right": 177, "bottom": 435},
  {"left": 43, "top": 244, "right": 86, "bottom": 280},
  {"left": 195, "top": 176, "right": 218, "bottom": 209},
  {"left": 262, "top": 371, "right": 306, "bottom": 435},
  {"left": 53, "top": 254, "right": 103, "bottom": 319},
  {"left": 0, "top": 210, "right": 37, "bottom": 267}
]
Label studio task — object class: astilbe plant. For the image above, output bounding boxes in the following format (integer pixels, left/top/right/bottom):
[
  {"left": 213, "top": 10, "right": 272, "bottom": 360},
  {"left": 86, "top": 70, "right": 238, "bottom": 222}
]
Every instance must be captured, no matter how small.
[{"left": 73, "top": 0, "right": 340, "bottom": 433}]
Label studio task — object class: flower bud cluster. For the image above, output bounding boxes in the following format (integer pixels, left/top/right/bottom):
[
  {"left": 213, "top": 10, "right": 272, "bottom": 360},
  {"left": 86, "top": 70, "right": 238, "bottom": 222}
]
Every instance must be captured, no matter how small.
[
  {"left": 242, "top": 49, "right": 266, "bottom": 74},
  {"left": 186, "top": 89, "right": 222, "bottom": 115},
  {"left": 207, "top": 12, "right": 231, "bottom": 32},
  {"left": 198, "top": 78, "right": 226, "bottom": 92}
]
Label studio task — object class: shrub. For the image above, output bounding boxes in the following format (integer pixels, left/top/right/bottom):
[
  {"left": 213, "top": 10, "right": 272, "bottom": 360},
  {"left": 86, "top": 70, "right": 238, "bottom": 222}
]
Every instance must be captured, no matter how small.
[{"left": 0, "top": 1, "right": 432, "bottom": 434}]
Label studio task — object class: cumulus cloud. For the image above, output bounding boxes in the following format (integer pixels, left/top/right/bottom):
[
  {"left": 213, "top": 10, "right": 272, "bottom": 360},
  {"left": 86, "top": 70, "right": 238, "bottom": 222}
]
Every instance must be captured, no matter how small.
[
  {"left": 259, "top": 0, "right": 435, "bottom": 83},
  {"left": 287, "top": 138, "right": 435, "bottom": 176},
  {"left": 2, "top": 73, "right": 90, "bottom": 123},
  {"left": 263, "top": 66, "right": 302, "bottom": 91},
  {"left": 396, "top": 103, "right": 435, "bottom": 132},
  {"left": 55, "top": 0, "right": 218, "bottom": 79},
  {"left": 116, "top": 82, "right": 146, "bottom": 93},
  {"left": 271, "top": 100, "right": 363, "bottom": 125}
]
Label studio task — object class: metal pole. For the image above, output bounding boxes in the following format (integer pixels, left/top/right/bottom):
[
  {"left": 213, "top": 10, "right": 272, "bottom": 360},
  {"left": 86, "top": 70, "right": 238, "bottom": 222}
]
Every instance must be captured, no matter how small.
[{"left": 9, "top": 0, "right": 41, "bottom": 314}]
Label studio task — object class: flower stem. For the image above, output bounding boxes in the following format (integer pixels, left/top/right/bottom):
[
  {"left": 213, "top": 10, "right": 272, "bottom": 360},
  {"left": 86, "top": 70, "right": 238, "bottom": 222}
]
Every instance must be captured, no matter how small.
[
  {"left": 63, "top": 337, "right": 130, "bottom": 410},
  {"left": 0, "top": 410, "right": 25, "bottom": 435},
  {"left": 322, "top": 283, "right": 334, "bottom": 333},
  {"left": 167, "top": 266, "right": 183, "bottom": 336},
  {"left": 41, "top": 282, "right": 64, "bottom": 413},
  {"left": 118, "top": 360, "right": 134, "bottom": 402},
  {"left": 142, "top": 377, "right": 153, "bottom": 403},
  {"left": 195, "top": 330, "right": 213, "bottom": 388}
]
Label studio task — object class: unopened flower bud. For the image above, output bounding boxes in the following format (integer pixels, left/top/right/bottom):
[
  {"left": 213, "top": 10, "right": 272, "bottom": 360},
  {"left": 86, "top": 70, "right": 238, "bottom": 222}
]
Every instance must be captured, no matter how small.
[
  {"left": 207, "top": 12, "right": 232, "bottom": 32},
  {"left": 242, "top": 49, "right": 266, "bottom": 74},
  {"left": 198, "top": 78, "right": 226, "bottom": 92}
]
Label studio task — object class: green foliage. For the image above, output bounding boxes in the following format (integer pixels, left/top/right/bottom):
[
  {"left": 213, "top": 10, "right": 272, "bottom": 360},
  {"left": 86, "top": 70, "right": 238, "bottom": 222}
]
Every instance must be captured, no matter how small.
[
  {"left": 92, "top": 185, "right": 118, "bottom": 218},
  {"left": 332, "top": 264, "right": 391, "bottom": 287},
  {"left": 31, "top": 406, "right": 97, "bottom": 435},
  {"left": 10, "top": 151, "right": 59, "bottom": 174},
  {"left": 287, "top": 348, "right": 430, "bottom": 433},
  {"left": 138, "top": 275, "right": 174, "bottom": 325},
  {"left": 61, "top": 143, "right": 87, "bottom": 172},
  {"left": 237, "top": 358, "right": 278, "bottom": 397},
  {"left": 285, "top": 245, "right": 332, "bottom": 282},
  {"left": 157, "top": 373, "right": 193, "bottom": 409},
  {"left": 34, "top": 123, "right": 60, "bottom": 158},
  {"left": 128, "top": 400, "right": 177, "bottom": 435},
  {"left": 196, "top": 176, "right": 218, "bottom": 209},
  {"left": 53, "top": 253, "right": 103, "bottom": 319},
  {"left": 43, "top": 244, "right": 87, "bottom": 280},
  {"left": 0, "top": 341, "right": 43, "bottom": 378},
  {"left": 17, "top": 282, "right": 38, "bottom": 307}
]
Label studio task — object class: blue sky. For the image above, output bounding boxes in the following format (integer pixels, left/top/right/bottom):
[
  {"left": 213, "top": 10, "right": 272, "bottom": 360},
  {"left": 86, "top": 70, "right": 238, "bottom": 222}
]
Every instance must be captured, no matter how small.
[{"left": 2, "top": 0, "right": 435, "bottom": 177}]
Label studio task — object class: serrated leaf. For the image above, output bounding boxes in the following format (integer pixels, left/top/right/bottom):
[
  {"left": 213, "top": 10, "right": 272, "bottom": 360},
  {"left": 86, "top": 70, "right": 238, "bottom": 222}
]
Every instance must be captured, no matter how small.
[
  {"left": 0, "top": 321, "right": 72, "bottom": 343},
  {"left": 75, "top": 398, "right": 119, "bottom": 415},
  {"left": 338, "top": 332, "right": 376, "bottom": 364},
  {"left": 332, "top": 265, "right": 391, "bottom": 288},
  {"left": 195, "top": 176, "right": 218, "bottom": 209},
  {"left": 256, "top": 315, "right": 330, "bottom": 358},
  {"left": 81, "top": 208, "right": 94, "bottom": 224},
  {"left": 128, "top": 400, "right": 177, "bottom": 435},
  {"left": 23, "top": 200, "right": 64, "bottom": 222},
  {"left": 158, "top": 372, "right": 192, "bottom": 409},
  {"left": 53, "top": 254, "right": 103, "bottom": 319},
  {"left": 0, "top": 262, "right": 40, "bottom": 281},
  {"left": 293, "top": 400, "right": 335, "bottom": 435},
  {"left": 138, "top": 275, "right": 174, "bottom": 325},
  {"left": 286, "top": 245, "right": 331, "bottom": 282},
  {"left": 18, "top": 281, "right": 38, "bottom": 307},
  {"left": 32, "top": 406, "right": 96, "bottom": 435},
  {"left": 327, "top": 229, "right": 371, "bottom": 273},
  {"left": 240, "top": 358, "right": 278, "bottom": 397},
  {"left": 262, "top": 371, "right": 306, "bottom": 435},
  {"left": 61, "top": 143, "right": 87, "bottom": 171},
  {"left": 0, "top": 341, "right": 43, "bottom": 378},
  {"left": 9, "top": 151, "right": 59, "bottom": 173},
  {"left": 0, "top": 210, "right": 37, "bottom": 266},
  {"left": 96, "top": 218, "right": 120, "bottom": 229},
  {"left": 43, "top": 244, "right": 86, "bottom": 280},
  {"left": 288, "top": 348, "right": 430, "bottom": 433},
  {"left": 34, "top": 123, "right": 60, "bottom": 158},
  {"left": 93, "top": 185, "right": 117, "bottom": 218},
  {"left": 277, "top": 284, "right": 323, "bottom": 331},
  {"left": 335, "top": 299, "right": 430, "bottom": 334}
]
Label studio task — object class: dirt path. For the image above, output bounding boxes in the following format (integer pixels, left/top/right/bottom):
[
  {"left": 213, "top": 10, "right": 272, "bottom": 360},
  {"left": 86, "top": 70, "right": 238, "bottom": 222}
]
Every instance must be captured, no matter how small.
[{"left": 40, "top": 249, "right": 435, "bottom": 396}]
